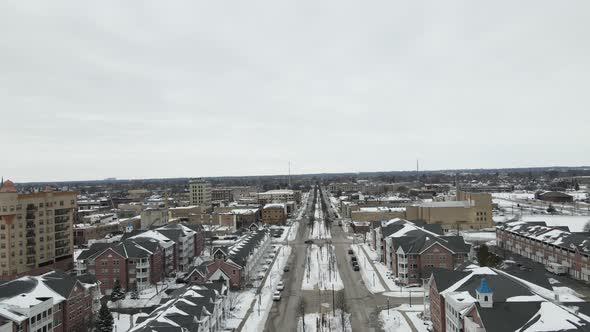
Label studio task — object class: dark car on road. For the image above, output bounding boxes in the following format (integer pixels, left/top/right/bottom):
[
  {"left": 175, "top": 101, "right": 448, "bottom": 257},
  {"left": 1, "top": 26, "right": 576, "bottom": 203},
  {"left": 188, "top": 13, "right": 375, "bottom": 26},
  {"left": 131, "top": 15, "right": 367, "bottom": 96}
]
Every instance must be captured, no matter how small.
[
  {"left": 348, "top": 249, "right": 353, "bottom": 255},
  {"left": 304, "top": 239, "right": 314, "bottom": 244},
  {"left": 283, "top": 266, "right": 290, "bottom": 272},
  {"left": 353, "top": 264, "right": 360, "bottom": 271},
  {"left": 351, "top": 256, "right": 357, "bottom": 262}
]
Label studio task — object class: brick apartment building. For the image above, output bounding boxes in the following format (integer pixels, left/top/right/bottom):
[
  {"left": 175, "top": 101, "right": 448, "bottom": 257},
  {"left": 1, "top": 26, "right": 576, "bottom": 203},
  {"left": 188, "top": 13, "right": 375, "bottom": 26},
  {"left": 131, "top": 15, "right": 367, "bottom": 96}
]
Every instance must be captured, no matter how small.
[
  {"left": 261, "top": 204, "right": 287, "bottom": 225},
  {"left": 496, "top": 221, "right": 590, "bottom": 282},
  {"left": 73, "top": 220, "right": 121, "bottom": 247},
  {"left": 75, "top": 238, "right": 164, "bottom": 294},
  {"left": 0, "top": 270, "right": 100, "bottom": 332},
  {"left": 376, "top": 219, "right": 470, "bottom": 285},
  {"left": 0, "top": 180, "right": 77, "bottom": 280}
]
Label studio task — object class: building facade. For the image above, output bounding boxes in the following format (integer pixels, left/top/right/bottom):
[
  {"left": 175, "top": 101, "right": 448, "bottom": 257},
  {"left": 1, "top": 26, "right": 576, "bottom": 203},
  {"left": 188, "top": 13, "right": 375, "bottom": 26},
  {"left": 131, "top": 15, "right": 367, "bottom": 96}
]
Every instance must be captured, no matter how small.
[
  {"left": 189, "top": 178, "right": 212, "bottom": 207},
  {"left": 0, "top": 180, "right": 76, "bottom": 279}
]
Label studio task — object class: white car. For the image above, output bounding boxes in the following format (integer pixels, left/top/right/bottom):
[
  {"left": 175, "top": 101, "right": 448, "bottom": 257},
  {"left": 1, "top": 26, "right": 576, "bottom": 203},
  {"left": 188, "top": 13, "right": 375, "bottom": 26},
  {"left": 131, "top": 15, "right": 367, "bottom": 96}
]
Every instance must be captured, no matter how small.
[
  {"left": 273, "top": 291, "right": 281, "bottom": 301},
  {"left": 277, "top": 281, "right": 284, "bottom": 291}
]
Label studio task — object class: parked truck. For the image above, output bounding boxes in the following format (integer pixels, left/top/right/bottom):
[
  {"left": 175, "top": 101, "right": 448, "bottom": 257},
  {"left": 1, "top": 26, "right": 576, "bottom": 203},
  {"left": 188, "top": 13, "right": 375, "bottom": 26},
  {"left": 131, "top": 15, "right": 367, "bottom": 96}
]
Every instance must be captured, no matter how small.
[{"left": 546, "top": 262, "right": 568, "bottom": 275}]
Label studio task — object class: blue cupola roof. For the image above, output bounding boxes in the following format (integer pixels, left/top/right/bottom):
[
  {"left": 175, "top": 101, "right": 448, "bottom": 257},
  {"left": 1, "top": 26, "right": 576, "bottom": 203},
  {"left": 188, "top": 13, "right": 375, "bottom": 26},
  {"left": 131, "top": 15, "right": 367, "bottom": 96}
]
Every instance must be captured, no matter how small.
[{"left": 476, "top": 277, "right": 492, "bottom": 294}]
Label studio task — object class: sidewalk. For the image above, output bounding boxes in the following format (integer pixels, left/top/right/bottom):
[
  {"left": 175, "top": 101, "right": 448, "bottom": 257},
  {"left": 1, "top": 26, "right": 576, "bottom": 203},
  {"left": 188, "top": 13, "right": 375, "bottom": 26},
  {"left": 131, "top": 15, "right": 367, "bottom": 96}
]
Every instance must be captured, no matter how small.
[{"left": 359, "top": 245, "right": 392, "bottom": 292}]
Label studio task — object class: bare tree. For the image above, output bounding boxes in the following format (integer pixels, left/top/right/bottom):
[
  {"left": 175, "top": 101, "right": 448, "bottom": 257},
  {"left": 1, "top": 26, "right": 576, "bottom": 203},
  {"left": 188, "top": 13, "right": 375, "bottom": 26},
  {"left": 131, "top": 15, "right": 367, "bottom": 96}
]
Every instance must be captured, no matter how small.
[
  {"left": 336, "top": 291, "right": 348, "bottom": 328},
  {"left": 298, "top": 298, "right": 306, "bottom": 332},
  {"left": 584, "top": 220, "right": 590, "bottom": 233}
]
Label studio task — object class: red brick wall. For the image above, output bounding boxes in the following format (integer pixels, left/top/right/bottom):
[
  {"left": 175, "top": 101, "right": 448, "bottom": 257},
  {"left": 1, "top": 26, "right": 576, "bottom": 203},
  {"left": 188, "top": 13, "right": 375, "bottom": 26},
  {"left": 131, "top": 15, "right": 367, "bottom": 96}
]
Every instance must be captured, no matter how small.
[
  {"left": 62, "top": 283, "right": 93, "bottom": 332},
  {"left": 150, "top": 247, "right": 164, "bottom": 284},
  {"left": 207, "top": 260, "right": 242, "bottom": 289},
  {"left": 429, "top": 279, "right": 445, "bottom": 332},
  {"left": 89, "top": 248, "right": 128, "bottom": 294}
]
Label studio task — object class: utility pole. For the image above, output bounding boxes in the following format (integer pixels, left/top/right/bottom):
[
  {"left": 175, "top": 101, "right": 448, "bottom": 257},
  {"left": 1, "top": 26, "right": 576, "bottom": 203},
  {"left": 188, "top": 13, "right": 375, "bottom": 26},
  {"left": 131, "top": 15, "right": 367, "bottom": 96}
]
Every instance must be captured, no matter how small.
[{"left": 332, "top": 284, "right": 335, "bottom": 317}]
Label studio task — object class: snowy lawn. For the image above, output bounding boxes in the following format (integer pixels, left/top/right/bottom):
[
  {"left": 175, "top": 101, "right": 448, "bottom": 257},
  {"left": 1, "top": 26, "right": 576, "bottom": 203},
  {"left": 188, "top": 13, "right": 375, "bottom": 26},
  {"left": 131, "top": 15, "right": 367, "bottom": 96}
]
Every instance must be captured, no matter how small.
[
  {"left": 108, "top": 279, "right": 179, "bottom": 309},
  {"left": 113, "top": 313, "right": 148, "bottom": 332},
  {"left": 406, "top": 311, "right": 432, "bottom": 332},
  {"left": 241, "top": 245, "right": 292, "bottom": 332},
  {"left": 297, "top": 310, "right": 352, "bottom": 332},
  {"left": 225, "top": 290, "right": 257, "bottom": 330},
  {"left": 554, "top": 286, "right": 585, "bottom": 302},
  {"left": 302, "top": 244, "right": 343, "bottom": 291},
  {"left": 379, "top": 310, "right": 412, "bottom": 332},
  {"left": 351, "top": 244, "right": 385, "bottom": 293}
]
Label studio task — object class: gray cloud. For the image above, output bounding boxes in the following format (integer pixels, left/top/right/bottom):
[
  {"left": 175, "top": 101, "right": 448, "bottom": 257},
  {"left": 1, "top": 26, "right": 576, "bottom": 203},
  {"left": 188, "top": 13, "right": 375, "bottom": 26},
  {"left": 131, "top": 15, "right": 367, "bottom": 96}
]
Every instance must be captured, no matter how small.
[{"left": 1, "top": 0, "right": 589, "bottom": 182}]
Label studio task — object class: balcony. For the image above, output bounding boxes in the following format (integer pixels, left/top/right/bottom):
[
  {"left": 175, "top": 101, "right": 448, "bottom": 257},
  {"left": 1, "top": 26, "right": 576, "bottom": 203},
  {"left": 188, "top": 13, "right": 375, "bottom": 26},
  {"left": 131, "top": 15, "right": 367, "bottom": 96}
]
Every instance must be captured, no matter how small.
[{"left": 136, "top": 261, "right": 149, "bottom": 269}]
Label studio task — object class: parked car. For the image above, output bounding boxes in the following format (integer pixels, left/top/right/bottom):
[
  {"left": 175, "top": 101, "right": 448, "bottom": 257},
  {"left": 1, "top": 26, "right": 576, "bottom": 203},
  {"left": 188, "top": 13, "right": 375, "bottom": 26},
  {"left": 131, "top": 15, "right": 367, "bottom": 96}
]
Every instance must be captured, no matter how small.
[
  {"left": 304, "top": 239, "right": 314, "bottom": 244},
  {"left": 283, "top": 266, "right": 290, "bottom": 272},
  {"left": 348, "top": 249, "right": 354, "bottom": 255},
  {"left": 351, "top": 256, "right": 357, "bottom": 262},
  {"left": 273, "top": 291, "right": 282, "bottom": 301},
  {"left": 277, "top": 281, "right": 285, "bottom": 291},
  {"left": 353, "top": 265, "right": 360, "bottom": 271}
]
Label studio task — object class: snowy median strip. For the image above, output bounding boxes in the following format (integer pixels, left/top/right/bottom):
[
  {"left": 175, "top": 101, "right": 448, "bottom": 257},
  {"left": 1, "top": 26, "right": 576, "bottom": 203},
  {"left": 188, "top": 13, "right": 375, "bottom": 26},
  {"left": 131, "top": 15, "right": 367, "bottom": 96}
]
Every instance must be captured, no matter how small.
[
  {"left": 297, "top": 309, "right": 352, "bottom": 332},
  {"left": 302, "top": 244, "right": 343, "bottom": 291}
]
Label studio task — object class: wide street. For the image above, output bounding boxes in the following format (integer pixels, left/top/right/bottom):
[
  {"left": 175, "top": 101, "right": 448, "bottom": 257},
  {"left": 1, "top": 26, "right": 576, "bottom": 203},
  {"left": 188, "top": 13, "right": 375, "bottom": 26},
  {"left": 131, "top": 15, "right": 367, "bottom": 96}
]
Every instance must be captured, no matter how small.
[{"left": 263, "top": 188, "right": 422, "bottom": 332}]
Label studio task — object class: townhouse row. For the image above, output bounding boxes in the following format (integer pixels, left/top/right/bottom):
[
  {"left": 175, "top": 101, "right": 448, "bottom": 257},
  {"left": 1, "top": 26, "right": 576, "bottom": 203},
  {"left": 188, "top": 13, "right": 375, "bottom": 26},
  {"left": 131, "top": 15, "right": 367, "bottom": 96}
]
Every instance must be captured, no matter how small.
[
  {"left": 496, "top": 220, "right": 590, "bottom": 282},
  {"left": 130, "top": 281, "right": 230, "bottom": 332}
]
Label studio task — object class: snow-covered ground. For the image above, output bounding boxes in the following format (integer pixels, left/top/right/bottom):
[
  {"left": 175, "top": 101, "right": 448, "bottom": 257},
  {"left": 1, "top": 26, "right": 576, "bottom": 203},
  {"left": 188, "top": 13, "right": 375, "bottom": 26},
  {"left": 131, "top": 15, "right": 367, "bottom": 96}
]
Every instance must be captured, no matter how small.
[
  {"left": 113, "top": 313, "right": 148, "bottom": 332},
  {"left": 302, "top": 244, "right": 344, "bottom": 291},
  {"left": 351, "top": 244, "right": 385, "bottom": 293},
  {"left": 554, "top": 286, "right": 585, "bottom": 302},
  {"left": 297, "top": 310, "right": 352, "bottom": 332},
  {"left": 379, "top": 310, "right": 412, "bottom": 332},
  {"left": 108, "top": 278, "right": 181, "bottom": 309},
  {"left": 329, "top": 196, "right": 341, "bottom": 219},
  {"left": 309, "top": 193, "right": 332, "bottom": 240},
  {"left": 406, "top": 312, "right": 431, "bottom": 332},
  {"left": 225, "top": 290, "right": 257, "bottom": 330},
  {"left": 296, "top": 192, "right": 311, "bottom": 220},
  {"left": 310, "top": 218, "right": 331, "bottom": 240},
  {"left": 241, "top": 245, "right": 292, "bottom": 332},
  {"left": 288, "top": 221, "right": 300, "bottom": 241}
]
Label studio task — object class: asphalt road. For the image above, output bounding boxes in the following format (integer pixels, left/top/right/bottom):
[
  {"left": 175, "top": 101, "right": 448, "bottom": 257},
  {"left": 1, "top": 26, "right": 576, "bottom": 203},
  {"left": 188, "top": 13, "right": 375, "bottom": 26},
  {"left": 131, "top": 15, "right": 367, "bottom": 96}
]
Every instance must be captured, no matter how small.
[{"left": 264, "top": 188, "right": 420, "bottom": 332}]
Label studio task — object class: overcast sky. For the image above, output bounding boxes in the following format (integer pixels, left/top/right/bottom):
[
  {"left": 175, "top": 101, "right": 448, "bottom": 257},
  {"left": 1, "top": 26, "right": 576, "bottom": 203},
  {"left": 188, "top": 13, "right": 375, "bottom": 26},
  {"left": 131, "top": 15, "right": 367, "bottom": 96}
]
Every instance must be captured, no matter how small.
[{"left": 1, "top": 1, "right": 589, "bottom": 182}]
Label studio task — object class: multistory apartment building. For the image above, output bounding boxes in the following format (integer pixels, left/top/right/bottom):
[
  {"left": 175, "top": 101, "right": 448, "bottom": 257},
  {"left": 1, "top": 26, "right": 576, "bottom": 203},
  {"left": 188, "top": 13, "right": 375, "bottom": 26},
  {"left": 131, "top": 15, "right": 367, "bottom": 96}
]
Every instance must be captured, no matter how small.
[
  {"left": 0, "top": 270, "right": 100, "bottom": 332},
  {"left": 0, "top": 180, "right": 76, "bottom": 279},
  {"left": 189, "top": 178, "right": 212, "bottom": 206},
  {"left": 375, "top": 219, "right": 470, "bottom": 285},
  {"left": 496, "top": 221, "right": 590, "bottom": 282},
  {"left": 140, "top": 208, "right": 169, "bottom": 230},
  {"left": 75, "top": 238, "right": 164, "bottom": 294}
]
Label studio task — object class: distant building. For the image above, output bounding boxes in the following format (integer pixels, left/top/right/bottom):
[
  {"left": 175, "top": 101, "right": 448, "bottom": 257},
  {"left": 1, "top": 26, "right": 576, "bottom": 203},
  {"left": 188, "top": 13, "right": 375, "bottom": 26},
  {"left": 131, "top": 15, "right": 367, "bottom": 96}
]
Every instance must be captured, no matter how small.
[
  {"left": 257, "top": 189, "right": 301, "bottom": 204},
  {"left": 189, "top": 178, "right": 212, "bottom": 206},
  {"left": 351, "top": 206, "right": 406, "bottom": 222},
  {"left": 261, "top": 204, "right": 287, "bottom": 225},
  {"left": 0, "top": 179, "right": 77, "bottom": 279},
  {"left": 140, "top": 208, "right": 169, "bottom": 230},
  {"left": 535, "top": 191, "right": 574, "bottom": 203},
  {"left": 405, "top": 191, "right": 493, "bottom": 232}
]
